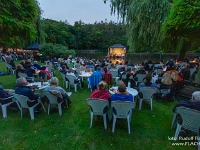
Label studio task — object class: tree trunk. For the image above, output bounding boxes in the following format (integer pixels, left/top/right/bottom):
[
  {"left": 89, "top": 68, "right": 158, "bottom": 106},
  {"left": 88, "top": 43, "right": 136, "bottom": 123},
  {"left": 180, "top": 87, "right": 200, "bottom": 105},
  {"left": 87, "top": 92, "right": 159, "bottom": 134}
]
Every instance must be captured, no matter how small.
[{"left": 178, "top": 39, "right": 191, "bottom": 61}]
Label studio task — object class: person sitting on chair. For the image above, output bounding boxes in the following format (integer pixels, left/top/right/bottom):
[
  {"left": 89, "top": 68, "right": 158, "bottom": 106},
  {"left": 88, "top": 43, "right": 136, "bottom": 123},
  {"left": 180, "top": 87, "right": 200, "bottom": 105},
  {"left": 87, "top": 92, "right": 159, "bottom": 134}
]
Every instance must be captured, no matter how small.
[
  {"left": 132, "top": 66, "right": 146, "bottom": 78},
  {"left": 90, "top": 81, "right": 110, "bottom": 100},
  {"left": 33, "top": 61, "right": 41, "bottom": 70},
  {"left": 44, "top": 77, "right": 71, "bottom": 106},
  {"left": 179, "top": 64, "right": 190, "bottom": 80},
  {"left": 16, "top": 64, "right": 25, "bottom": 79},
  {"left": 9, "top": 60, "right": 16, "bottom": 70},
  {"left": 122, "top": 72, "right": 136, "bottom": 88},
  {"left": 111, "top": 80, "right": 134, "bottom": 102},
  {"left": 138, "top": 74, "right": 160, "bottom": 91},
  {"left": 25, "top": 64, "right": 35, "bottom": 77},
  {"left": 0, "top": 86, "right": 18, "bottom": 110},
  {"left": 39, "top": 66, "right": 51, "bottom": 80},
  {"left": 66, "top": 68, "right": 81, "bottom": 85},
  {"left": 15, "top": 77, "right": 42, "bottom": 113}
]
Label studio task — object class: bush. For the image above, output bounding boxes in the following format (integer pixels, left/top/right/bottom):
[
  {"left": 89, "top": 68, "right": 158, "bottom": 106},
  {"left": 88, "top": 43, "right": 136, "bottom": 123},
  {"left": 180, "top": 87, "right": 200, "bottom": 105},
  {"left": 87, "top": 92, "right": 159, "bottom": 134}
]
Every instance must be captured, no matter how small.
[{"left": 39, "top": 43, "right": 76, "bottom": 58}]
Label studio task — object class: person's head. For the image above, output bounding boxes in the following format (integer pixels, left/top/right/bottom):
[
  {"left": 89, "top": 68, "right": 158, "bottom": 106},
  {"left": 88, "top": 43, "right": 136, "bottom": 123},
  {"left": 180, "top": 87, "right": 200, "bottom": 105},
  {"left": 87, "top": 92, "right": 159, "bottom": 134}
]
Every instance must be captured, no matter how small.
[
  {"left": 103, "top": 67, "right": 107, "bottom": 73},
  {"left": 69, "top": 68, "right": 73, "bottom": 73},
  {"left": 50, "top": 77, "right": 59, "bottom": 86},
  {"left": 126, "top": 72, "right": 131, "bottom": 79},
  {"left": 17, "top": 64, "right": 23, "bottom": 69},
  {"left": 97, "top": 67, "right": 101, "bottom": 71},
  {"left": 16, "top": 77, "right": 28, "bottom": 86},
  {"left": 111, "top": 64, "right": 115, "bottom": 68},
  {"left": 34, "top": 61, "right": 38, "bottom": 64},
  {"left": 118, "top": 80, "right": 126, "bottom": 92},
  {"left": 62, "top": 65, "right": 66, "bottom": 70},
  {"left": 98, "top": 81, "right": 107, "bottom": 90},
  {"left": 27, "top": 64, "right": 32, "bottom": 68},
  {"left": 41, "top": 66, "right": 46, "bottom": 70},
  {"left": 116, "top": 61, "right": 119, "bottom": 65},
  {"left": 145, "top": 74, "right": 152, "bottom": 82},
  {"left": 139, "top": 66, "right": 144, "bottom": 70}
]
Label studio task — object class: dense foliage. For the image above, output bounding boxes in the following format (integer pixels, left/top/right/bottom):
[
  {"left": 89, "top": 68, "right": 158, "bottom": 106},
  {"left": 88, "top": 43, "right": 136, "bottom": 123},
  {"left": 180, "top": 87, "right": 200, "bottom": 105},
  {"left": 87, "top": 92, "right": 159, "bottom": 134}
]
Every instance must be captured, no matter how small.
[
  {"left": 0, "top": 0, "right": 41, "bottom": 48},
  {"left": 39, "top": 43, "right": 76, "bottom": 58},
  {"left": 108, "top": 0, "right": 200, "bottom": 58},
  {"left": 42, "top": 19, "right": 127, "bottom": 50},
  {"left": 163, "top": 0, "right": 200, "bottom": 40},
  {"left": 110, "top": 0, "right": 170, "bottom": 52}
]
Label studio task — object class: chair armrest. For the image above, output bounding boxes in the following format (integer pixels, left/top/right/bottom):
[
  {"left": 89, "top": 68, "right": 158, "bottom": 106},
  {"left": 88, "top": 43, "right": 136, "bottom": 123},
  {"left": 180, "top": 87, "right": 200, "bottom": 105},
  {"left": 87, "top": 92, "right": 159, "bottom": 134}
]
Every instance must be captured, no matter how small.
[{"left": 0, "top": 96, "right": 14, "bottom": 100}]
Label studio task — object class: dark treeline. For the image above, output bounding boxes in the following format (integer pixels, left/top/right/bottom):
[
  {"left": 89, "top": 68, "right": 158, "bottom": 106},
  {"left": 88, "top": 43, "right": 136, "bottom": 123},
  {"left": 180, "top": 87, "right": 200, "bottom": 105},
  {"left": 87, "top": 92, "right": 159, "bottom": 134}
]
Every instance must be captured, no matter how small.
[{"left": 42, "top": 19, "right": 127, "bottom": 51}]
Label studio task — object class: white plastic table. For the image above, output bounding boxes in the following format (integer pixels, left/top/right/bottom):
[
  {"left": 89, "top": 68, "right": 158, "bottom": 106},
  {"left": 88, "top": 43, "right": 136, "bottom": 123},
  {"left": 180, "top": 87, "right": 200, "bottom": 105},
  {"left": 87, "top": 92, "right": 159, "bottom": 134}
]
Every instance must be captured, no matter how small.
[
  {"left": 109, "top": 86, "right": 138, "bottom": 97},
  {"left": 27, "top": 82, "right": 49, "bottom": 90}
]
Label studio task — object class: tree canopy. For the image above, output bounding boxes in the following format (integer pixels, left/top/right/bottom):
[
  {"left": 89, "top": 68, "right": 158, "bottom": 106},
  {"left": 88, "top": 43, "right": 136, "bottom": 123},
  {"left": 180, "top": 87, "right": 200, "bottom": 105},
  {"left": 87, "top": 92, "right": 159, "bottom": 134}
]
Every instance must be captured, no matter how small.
[
  {"left": 42, "top": 19, "right": 127, "bottom": 50},
  {"left": 108, "top": 0, "right": 200, "bottom": 58},
  {"left": 110, "top": 0, "right": 170, "bottom": 52},
  {"left": 162, "top": 0, "right": 200, "bottom": 41},
  {"left": 0, "top": 0, "right": 41, "bottom": 48}
]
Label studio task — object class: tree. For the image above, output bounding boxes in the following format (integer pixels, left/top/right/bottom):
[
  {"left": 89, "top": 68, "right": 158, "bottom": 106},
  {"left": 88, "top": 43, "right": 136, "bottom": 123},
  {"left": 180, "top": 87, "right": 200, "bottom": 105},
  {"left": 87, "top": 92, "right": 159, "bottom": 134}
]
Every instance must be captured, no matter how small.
[
  {"left": 109, "top": 0, "right": 170, "bottom": 52},
  {"left": 0, "top": 0, "right": 40, "bottom": 48},
  {"left": 162, "top": 0, "right": 200, "bottom": 60},
  {"left": 108, "top": 0, "right": 200, "bottom": 59},
  {"left": 39, "top": 43, "right": 76, "bottom": 58}
]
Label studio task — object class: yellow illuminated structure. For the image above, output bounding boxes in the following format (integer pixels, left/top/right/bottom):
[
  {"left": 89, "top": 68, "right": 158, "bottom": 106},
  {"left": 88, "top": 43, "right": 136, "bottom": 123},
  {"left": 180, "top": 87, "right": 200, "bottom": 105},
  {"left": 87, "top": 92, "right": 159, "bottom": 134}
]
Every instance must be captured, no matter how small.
[{"left": 108, "top": 44, "right": 126, "bottom": 64}]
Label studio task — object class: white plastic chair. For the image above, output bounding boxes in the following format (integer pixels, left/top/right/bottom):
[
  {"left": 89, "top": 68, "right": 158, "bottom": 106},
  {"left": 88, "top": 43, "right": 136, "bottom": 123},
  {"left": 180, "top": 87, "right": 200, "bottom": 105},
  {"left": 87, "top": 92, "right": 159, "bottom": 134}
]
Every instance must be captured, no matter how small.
[
  {"left": 47, "top": 66, "right": 54, "bottom": 77},
  {"left": 43, "top": 91, "right": 65, "bottom": 116},
  {"left": 190, "top": 68, "right": 196, "bottom": 77},
  {"left": 135, "top": 74, "right": 146, "bottom": 86},
  {"left": 173, "top": 107, "right": 200, "bottom": 150},
  {"left": 111, "top": 101, "right": 135, "bottom": 134},
  {"left": 0, "top": 96, "right": 16, "bottom": 118},
  {"left": 18, "top": 72, "right": 34, "bottom": 82},
  {"left": 14, "top": 94, "right": 46, "bottom": 120},
  {"left": 152, "top": 69, "right": 163, "bottom": 76},
  {"left": 126, "top": 66, "right": 134, "bottom": 71},
  {"left": 110, "top": 70, "right": 119, "bottom": 85},
  {"left": 138, "top": 87, "right": 158, "bottom": 111},
  {"left": 60, "top": 72, "right": 68, "bottom": 88},
  {"left": 5, "top": 63, "right": 15, "bottom": 75},
  {"left": 66, "top": 75, "right": 82, "bottom": 92},
  {"left": 86, "top": 99, "right": 109, "bottom": 129}
]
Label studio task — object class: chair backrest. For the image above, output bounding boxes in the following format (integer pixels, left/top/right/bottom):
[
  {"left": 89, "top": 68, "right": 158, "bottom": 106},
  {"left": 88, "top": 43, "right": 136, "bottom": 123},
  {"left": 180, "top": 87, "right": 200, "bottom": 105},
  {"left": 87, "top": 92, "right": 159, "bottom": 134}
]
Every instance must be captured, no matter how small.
[
  {"left": 47, "top": 66, "right": 54, "bottom": 73},
  {"left": 110, "top": 70, "right": 118, "bottom": 78},
  {"left": 39, "top": 72, "right": 47, "bottom": 81},
  {"left": 190, "top": 68, "right": 196, "bottom": 76},
  {"left": 153, "top": 69, "right": 163, "bottom": 75},
  {"left": 60, "top": 72, "right": 66, "bottom": 81},
  {"left": 43, "top": 91, "right": 59, "bottom": 105},
  {"left": 6, "top": 63, "right": 12, "bottom": 69},
  {"left": 14, "top": 94, "right": 30, "bottom": 108},
  {"left": 76, "top": 68, "right": 83, "bottom": 76},
  {"left": 86, "top": 99, "right": 109, "bottom": 115},
  {"left": 2, "top": 56, "right": 6, "bottom": 62},
  {"left": 176, "top": 107, "right": 200, "bottom": 132},
  {"left": 111, "top": 101, "right": 135, "bottom": 118},
  {"left": 75, "top": 64, "right": 81, "bottom": 69},
  {"left": 126, "top": 66, "right": 134, "bottom": 71},
  {"left": 139, "top": 87, "right": 158, "bottom": 99},
  {"left": 66, "top": 75, "right": 77, "bottom": 86},
  {"left": 136, "top": 74, "right": 146, "bottom": 83},
  {"left": 18, "top": 72, "right": 28, "bottom": 78}
]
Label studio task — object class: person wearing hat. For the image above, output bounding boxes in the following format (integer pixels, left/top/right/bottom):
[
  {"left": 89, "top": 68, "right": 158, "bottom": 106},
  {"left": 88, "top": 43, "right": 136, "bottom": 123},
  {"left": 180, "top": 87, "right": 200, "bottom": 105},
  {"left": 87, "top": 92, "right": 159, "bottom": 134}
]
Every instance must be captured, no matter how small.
[{"left": 110, "top": 80, "right": 134, "bottom": 102}]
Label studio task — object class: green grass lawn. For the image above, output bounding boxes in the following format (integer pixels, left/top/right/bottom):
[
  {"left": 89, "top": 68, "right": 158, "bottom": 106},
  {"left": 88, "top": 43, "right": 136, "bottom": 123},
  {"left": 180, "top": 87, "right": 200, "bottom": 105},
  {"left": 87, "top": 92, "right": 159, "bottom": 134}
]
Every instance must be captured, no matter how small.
[{"left": 0, "top": 61, "right": 197, "bottom": 150}]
